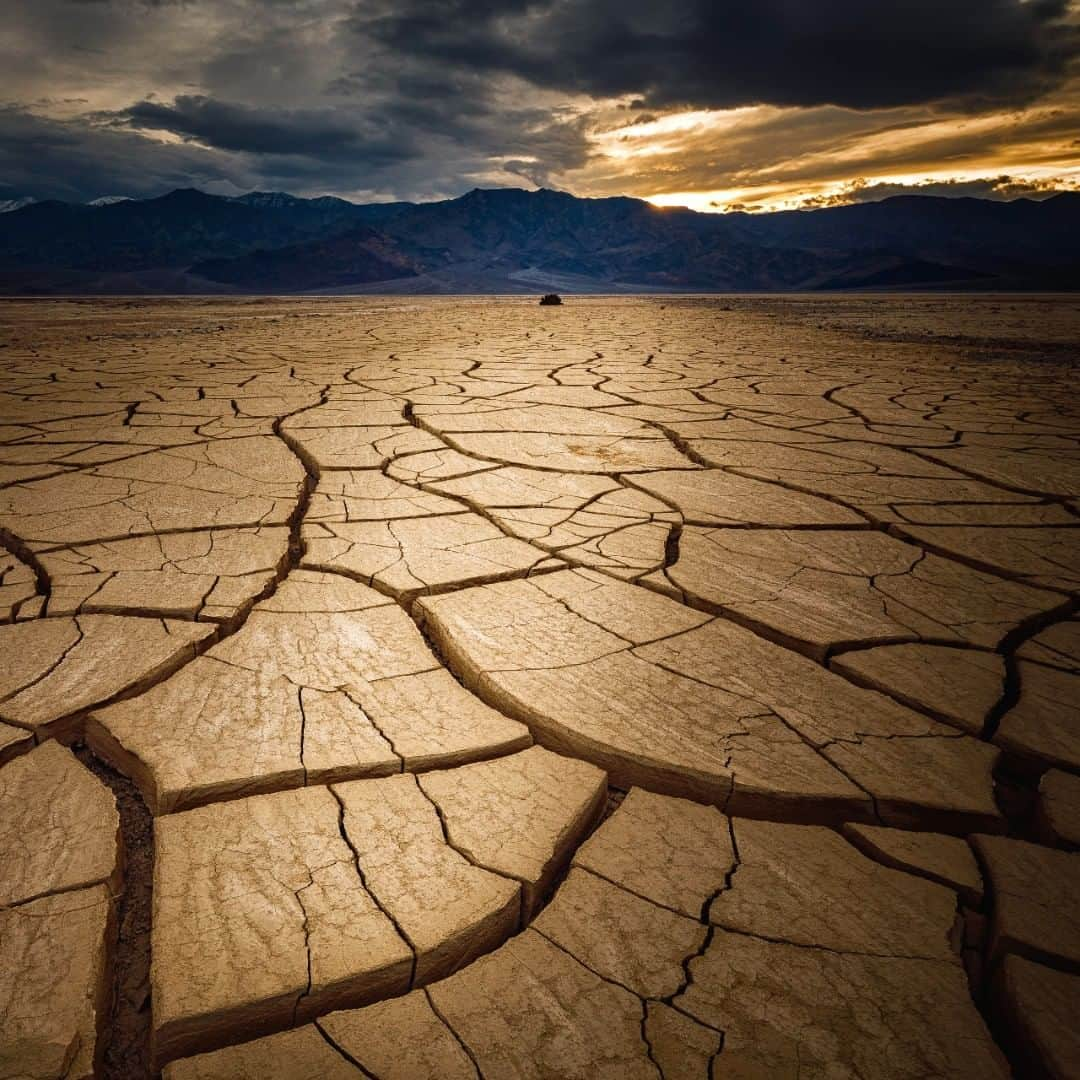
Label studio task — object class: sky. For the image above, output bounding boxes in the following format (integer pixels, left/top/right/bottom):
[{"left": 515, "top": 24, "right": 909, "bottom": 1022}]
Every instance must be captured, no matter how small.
[{"left": 2, "top": 0, "right": 1079, "bottom": 212}]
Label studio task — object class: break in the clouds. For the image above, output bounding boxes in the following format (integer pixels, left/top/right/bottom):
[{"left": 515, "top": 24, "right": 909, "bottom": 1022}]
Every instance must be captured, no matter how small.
[{"left": 2, "top": 0, "right": 1078, "bottom": 209}]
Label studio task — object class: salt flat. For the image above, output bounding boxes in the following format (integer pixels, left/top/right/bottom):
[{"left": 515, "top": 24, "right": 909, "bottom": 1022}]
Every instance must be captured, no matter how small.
[{"left": 0, "top": 294, "right": 1077, "bottom": 1079}]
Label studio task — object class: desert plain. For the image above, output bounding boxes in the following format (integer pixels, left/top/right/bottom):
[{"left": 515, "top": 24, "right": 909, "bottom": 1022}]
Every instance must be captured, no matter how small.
[{"left": 0, "top": 293, "right": 1078, "bottom": 1079}]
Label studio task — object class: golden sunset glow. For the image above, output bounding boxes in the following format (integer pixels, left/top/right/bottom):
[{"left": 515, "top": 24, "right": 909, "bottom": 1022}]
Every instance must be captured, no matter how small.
[
  {"left": 644, "top": 167, "right": 1080, "bottom": 214},
  {"left": 573, "top": 92, "right": 1080, "bottom": 212}
]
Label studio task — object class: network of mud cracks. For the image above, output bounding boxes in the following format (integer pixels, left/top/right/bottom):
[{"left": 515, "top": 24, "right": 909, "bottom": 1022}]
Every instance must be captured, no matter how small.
[{"left": 0, "top": 294, "right": 1078, "bottom": 1079}]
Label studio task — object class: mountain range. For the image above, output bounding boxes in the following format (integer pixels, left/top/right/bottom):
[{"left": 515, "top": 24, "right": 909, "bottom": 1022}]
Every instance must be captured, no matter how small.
[{"left": 0, "top": 186, "right": 1076, "bottom": 294}]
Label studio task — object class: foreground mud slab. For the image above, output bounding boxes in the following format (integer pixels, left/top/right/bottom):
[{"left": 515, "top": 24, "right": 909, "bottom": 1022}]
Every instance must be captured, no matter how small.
[
  {"left": 0, "top": 295, "right": 1076, "bottom": 1078},
  {"left": 167, "top": 788, "right": 1010, "bottom": 1079},
  {"left": 0, "top": 743, "right": 120, "bottom": 1078}
]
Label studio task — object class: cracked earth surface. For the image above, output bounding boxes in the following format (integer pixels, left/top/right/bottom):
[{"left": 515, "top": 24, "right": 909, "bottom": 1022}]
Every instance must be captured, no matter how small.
[{"left": 0, "top": 294, "right": 1077, "bottom": 1079}]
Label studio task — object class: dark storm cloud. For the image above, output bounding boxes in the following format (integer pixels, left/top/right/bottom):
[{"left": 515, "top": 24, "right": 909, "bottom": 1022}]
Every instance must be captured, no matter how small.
[
  {"left": 0, "top": 80, "right": 589, "bottom": 204},
  {"left": 359, "top": 0, "right": 1077, "bottom": 110},
  {"left": 111, "top": 87, "right": 590, "bottom": 189},
  {"left": 0, "top": 106, "right": 244, "bottom": 202},
  {"left": 121, "top": 96, "right": 415, "bottom": 162},
  {"left": 1, "top": 0, "right": 1077, "bottom": 206}
]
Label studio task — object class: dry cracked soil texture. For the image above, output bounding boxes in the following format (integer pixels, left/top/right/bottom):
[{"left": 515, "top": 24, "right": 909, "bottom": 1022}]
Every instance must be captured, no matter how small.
[{"left": 0, "top": 293, "right": 1078, "bottom": 1080}]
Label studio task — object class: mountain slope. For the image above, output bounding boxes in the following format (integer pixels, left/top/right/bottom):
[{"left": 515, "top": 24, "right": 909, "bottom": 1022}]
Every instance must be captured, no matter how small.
[
  {"left": 728, "top": 194, "right": 1079, "bottom": 274},
  {"left": 0, "top": 186, "right": 1076, "bottom": 293},
  {"left": 0, "top": 189, "right": 401, "bottom": 273},
  {"left": 190, "top": 224, "right": 423, "bottom": 291}
]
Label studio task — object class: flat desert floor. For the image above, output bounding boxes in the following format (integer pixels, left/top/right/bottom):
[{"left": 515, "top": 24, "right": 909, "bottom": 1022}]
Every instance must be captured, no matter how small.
[{"left": 1, "top": 294, "right": 1078, "bottom": 1079}]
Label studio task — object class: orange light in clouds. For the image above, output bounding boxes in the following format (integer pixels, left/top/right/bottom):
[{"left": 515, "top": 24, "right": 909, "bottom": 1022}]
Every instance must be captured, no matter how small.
[
  {"left": 591, "top": 108, "right": 760, "bottom": 161},
  {"left": 583, "top": 93, "right": 1080, "bottom": 213},
  {"left": 644, "top": 164, "right": 1080, "bottom": 213}
]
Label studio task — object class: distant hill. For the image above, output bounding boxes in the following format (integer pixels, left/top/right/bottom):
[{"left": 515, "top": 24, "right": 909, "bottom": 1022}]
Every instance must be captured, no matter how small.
[
  {"left": 725, "top": 195, "right": 1080, "bottom": 282},
  {"left": 0, "top": 185, "right": 1076, "bottom": 293},
  {"left": 0, "top": 188, "right": 411, "bottom": 275}
]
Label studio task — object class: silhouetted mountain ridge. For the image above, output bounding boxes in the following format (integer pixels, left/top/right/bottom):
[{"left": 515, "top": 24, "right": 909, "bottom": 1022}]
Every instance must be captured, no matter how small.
[{"left": 0, "top": 186, "right": 1076, "bottom": 293}]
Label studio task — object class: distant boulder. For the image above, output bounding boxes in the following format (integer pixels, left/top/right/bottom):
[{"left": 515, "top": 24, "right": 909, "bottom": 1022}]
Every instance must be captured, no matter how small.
[{"left": 539, "top": 293, "right": 562, "bottom": 305}]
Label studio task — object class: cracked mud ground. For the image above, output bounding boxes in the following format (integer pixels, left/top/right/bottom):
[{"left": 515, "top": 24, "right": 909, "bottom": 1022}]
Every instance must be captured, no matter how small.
[{"left": 0, "top": 294, "right": 1077, "bottom": 1080}]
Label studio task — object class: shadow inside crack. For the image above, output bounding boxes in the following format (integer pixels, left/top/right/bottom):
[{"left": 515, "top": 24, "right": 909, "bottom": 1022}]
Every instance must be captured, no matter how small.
[{"left": 75, "top": 744, "right": 161, "bottom": 1080}]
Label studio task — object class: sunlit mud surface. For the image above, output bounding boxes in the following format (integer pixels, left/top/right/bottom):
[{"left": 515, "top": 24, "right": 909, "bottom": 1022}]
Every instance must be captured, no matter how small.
[{"left": 1, "top": 293, "right": 1077, "bottom": 1079}]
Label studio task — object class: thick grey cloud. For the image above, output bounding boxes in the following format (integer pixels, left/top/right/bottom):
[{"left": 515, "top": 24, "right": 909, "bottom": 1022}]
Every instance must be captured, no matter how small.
[
  {"left": 0, "top": 0, "right": 597, "bottom": 201},
  {"left": 0, "top": 106, "right": 245, "bottom": 202},
  {"left": 122, "top": 96, "right": 416, "bottom": 162},
  {"left": 0, "top": 106, "right": 585, "bottom": 204},
  {"left": 359, "top": 0, "right": 1077, "bottom": 111},
  {"left": 0, "top": 0, "right": 1077, "bottom": 204}
]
